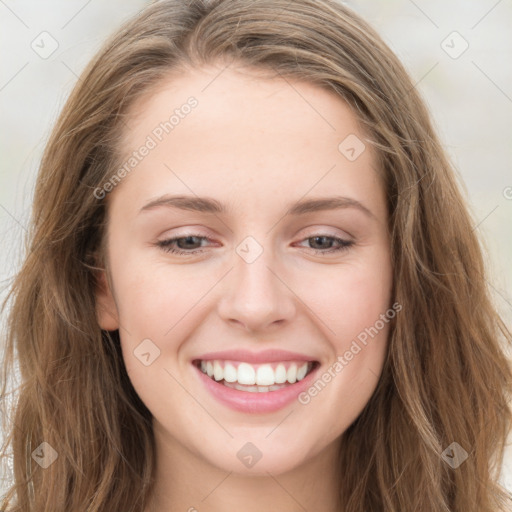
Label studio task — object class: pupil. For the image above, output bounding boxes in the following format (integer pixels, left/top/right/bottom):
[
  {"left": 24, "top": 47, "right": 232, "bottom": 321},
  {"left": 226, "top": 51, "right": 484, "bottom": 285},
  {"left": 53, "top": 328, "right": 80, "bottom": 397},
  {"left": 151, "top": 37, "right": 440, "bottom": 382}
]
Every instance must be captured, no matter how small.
[
  {"left": 179, "top": 236, "right": 200, "bottom": 249},
  {"left": 311, "top": 236, "right": 331, "bottom": 249}
]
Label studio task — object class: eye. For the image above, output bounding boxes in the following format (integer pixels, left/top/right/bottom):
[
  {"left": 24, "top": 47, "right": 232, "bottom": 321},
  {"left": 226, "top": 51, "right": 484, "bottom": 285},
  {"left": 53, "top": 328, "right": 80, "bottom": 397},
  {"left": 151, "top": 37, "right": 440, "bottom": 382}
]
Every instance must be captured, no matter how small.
[
  {"left": 156, "top": 234, "right": 353, "bottom": 256},
  {"left": 156, "top": 235, "right": 212, "bottom": 255},
  {"left": 296, "top": 235, "right": 354, "bottom": 255}
]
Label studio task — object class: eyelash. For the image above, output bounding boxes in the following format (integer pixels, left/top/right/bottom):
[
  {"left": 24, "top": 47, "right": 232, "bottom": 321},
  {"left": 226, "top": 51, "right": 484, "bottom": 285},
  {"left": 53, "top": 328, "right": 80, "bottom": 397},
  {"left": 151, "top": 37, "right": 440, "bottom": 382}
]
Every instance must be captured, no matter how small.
[{"left": 156, "top": 234, "right": 354, "bottom": 256}]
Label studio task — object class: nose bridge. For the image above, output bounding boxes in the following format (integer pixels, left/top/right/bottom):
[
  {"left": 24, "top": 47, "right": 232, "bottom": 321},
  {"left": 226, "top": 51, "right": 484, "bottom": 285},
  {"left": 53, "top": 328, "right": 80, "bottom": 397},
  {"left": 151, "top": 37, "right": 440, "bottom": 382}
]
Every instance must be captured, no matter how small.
[{"left": 217, "top": 238, "right": 296, "bottom": 331}]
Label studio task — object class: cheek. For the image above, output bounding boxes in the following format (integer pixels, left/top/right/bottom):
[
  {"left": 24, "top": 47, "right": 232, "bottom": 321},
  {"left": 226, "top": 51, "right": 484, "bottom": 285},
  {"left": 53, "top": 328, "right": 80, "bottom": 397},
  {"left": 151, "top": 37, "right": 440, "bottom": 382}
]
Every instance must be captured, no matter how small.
[
  {"left": 297, "top": 248, "right": 392, "bottom": 411},
  {"left": 306, "top": 253, "right": 393, "bottom": 346},
  {"left": 110, "top": 250, "right": 219, "bottom": 391},
  {"left": 111, "top": 257, "right": 203, "bottom": 408},
  {"left": 111, "top": 247, "right": 206, "bottom": 337}
]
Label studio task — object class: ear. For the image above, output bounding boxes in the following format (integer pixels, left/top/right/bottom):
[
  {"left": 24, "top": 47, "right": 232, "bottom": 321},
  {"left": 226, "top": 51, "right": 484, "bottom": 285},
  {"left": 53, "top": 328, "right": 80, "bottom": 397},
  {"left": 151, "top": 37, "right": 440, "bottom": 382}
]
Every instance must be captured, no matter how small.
[{"left": 94, "top": 269, "right": 120, "bottom": 331}]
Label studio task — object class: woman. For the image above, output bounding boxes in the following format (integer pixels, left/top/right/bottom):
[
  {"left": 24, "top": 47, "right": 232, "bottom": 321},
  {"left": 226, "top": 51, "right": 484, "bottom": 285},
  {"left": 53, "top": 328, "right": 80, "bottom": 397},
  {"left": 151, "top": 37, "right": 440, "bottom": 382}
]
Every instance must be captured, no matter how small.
[{"left": 1, "top": 0, "right": 511, "bottom": 510}]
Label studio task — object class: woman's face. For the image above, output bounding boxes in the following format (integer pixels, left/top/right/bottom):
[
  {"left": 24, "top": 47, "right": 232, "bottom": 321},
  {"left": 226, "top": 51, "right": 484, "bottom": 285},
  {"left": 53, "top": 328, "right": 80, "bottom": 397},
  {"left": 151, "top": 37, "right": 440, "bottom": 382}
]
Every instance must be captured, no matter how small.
[{"left": 96, "top": 62, "right": 393, "bottom": 475}]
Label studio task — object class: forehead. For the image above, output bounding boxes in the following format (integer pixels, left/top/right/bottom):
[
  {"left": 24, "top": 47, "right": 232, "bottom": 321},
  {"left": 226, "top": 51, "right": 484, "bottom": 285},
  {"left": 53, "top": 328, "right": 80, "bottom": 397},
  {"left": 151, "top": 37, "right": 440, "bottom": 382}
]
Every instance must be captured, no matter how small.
[
  {"left": 111, "top": 63, "right": 384, "bottom": 217},
  {"left": 124, "top": 63, "right": 362, "bottom": 145}
]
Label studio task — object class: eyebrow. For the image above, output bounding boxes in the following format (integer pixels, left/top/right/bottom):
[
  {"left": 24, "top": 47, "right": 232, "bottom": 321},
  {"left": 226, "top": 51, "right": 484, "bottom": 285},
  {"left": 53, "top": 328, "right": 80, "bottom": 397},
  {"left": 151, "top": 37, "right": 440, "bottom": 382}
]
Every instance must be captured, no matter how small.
[{"left": 139, "top": 194, "right": 375, "bottom": 219}]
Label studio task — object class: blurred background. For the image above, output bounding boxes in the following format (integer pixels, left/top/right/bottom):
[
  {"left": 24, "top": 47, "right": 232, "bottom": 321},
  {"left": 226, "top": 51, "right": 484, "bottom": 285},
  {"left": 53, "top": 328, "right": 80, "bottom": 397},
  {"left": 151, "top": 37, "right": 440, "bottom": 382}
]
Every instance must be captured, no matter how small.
[{"left": 1, "top": 0, "right": 511, "bottom": 498}]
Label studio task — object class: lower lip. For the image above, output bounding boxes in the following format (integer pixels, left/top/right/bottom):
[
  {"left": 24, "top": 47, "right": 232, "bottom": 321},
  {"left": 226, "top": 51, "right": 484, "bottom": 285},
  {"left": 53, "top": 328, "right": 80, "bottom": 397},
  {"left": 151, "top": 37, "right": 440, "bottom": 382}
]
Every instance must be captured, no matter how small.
[{"left": 193, "top": 363, "right": 319, "bottom": 414}]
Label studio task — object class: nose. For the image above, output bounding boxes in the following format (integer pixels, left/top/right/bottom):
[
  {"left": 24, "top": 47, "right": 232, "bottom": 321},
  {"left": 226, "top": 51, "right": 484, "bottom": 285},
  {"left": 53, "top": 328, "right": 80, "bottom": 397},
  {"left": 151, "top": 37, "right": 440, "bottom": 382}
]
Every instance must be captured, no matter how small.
[{"left": 216, "top": 247, "right": 296, "bottom": 333}]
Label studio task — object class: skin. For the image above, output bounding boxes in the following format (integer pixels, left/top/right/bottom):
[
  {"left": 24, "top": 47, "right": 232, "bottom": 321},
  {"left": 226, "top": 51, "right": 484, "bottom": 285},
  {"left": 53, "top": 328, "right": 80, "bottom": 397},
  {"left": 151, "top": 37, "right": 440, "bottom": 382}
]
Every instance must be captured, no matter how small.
[{"left": 96, "top": 61, "right": 393, "bottom": 512}]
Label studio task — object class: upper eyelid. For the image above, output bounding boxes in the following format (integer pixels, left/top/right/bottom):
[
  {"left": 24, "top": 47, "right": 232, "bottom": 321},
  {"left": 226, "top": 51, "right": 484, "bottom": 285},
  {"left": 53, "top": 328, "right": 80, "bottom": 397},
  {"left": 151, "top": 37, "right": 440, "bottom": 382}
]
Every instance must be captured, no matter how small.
[
  {"left": 157, "top": 232, "right": 351, "bottom": 243},
  {"left": 157, "top": 224, "right": 353, "bottom": 240}
]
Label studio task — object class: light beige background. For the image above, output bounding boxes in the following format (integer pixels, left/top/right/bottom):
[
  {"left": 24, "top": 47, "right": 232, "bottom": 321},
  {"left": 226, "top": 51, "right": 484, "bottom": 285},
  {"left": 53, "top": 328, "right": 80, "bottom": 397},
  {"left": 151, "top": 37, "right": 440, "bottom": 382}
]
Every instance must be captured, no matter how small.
[{"left": 1, "top": 0, "right": 511, "bottom": 498}]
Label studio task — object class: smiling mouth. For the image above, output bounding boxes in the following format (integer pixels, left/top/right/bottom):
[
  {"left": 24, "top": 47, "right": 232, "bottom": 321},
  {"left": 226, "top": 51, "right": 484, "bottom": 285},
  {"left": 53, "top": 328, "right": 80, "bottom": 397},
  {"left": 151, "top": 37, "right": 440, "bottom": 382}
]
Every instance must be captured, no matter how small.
[{"left": 193, "top": 359, "right": 319, "bottom": 393}]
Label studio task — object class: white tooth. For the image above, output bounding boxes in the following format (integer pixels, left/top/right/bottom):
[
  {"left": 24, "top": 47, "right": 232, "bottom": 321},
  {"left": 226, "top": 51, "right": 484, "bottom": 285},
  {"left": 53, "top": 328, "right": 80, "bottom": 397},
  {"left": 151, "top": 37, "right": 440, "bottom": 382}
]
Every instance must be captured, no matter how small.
[
  {"left": 206, "top": 361, "right": 214, "bottom": 377},
  {"left": 296, "top": 363, "right": 308, "bottom": 381},
  {"left": 256, "top": 364, "right": 275, "bottom": 386},
  {"left": 223, "top": 381, "right": 289, "bottom": 393},
  {"left": 275, "top": 364, "right": 287, "bottom": 384},
  {"left": 237, "top": 383, "right": 258, "bottom": 392},
  {"left": 237, "top": 363, "right": 256, "bottom": 385},
  {"left": 287, "top": 364, "right": 297, "bottom": 383},
  {"left": 200, "top": 360, "right": 206, "bottom": 373},
  {"left": 223, "top": 363, "right": 237, "bottom": 383},
  {"left": 213, "top": 360, "right": 224, "bottom": 381}
]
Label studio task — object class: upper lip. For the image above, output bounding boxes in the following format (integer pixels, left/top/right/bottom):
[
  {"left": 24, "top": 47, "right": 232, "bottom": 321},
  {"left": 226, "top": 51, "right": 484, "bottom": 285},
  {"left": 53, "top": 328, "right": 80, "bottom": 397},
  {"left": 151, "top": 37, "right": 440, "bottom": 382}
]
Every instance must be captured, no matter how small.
[{"left": 194, "top": 349, "right": 318, "bottom": 364}]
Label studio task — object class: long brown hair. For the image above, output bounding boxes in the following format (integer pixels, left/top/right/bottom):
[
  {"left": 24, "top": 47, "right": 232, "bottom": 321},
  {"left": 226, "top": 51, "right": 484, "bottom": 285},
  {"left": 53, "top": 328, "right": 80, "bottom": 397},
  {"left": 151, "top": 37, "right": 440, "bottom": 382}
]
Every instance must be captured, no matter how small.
[{"left": 1, "top": 0, "right": 511, "bottom": 510}]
